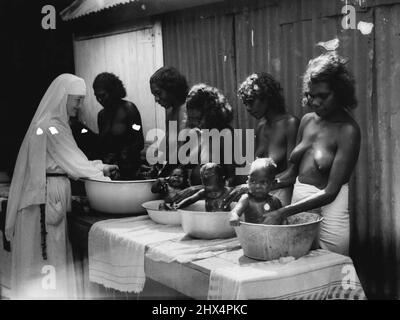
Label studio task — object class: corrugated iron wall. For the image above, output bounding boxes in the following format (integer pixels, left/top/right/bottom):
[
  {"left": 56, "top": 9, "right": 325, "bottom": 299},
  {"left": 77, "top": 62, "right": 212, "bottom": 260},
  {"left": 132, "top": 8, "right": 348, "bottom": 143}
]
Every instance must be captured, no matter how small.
[
  {"left": 365, "top": 4, "right": 400, "bottom": 298},
  {"left": 163, "top": 5, "right": 238, "bottom": 125},
  {"left": 163, "top": 0, "right": 400, "bottom": 298},
  {"left": 234, "top": 2, "right": 281, "bottom": 130}
]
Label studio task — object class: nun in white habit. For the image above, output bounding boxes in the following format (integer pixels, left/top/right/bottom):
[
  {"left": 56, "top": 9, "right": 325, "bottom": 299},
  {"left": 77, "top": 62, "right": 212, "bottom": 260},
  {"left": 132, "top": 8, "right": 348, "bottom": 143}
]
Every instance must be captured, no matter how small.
[{"left": 5, "top": 74, "right": 118, "bottom": 299}]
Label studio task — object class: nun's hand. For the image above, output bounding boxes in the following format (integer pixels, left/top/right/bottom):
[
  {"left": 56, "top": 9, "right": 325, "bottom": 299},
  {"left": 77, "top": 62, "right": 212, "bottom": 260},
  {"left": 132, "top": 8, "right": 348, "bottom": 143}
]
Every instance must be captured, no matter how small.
[
  {"left": 222, "top": 184, "right": 248, "bottom": 210},
  {"left": 103, "top": 164, "right": 120, "bottom": 179}
]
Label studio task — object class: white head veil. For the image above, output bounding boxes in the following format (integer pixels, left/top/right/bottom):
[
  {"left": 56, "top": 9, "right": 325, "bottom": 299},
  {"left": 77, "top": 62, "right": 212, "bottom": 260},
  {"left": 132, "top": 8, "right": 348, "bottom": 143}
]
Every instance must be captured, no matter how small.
[{"left": 5, "top": 74, "right": 86, "bottom": 241}]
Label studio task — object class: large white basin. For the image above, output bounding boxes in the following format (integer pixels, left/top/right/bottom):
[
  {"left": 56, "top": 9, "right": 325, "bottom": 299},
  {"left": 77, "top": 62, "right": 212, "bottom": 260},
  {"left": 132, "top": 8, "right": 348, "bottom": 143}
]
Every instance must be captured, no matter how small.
[
  {"left": 83, "top": 178, "right": 159, "bottom": 214},
  {"left": 178, "top": 201, "right": 235, "bottom": 239}
]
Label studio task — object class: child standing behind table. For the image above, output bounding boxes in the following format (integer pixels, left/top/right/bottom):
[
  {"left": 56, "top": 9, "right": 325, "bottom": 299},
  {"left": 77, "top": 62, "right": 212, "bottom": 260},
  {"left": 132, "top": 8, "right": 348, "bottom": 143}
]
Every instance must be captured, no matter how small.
[
  {"left": 229, "top": 158, "right": 283, "bottom": 226},
  {"left": 174, "top": 163, "right": 232, "bottom": 212},
  {"left": 151, "top": 166, "right": 189, "bottom": 210}
]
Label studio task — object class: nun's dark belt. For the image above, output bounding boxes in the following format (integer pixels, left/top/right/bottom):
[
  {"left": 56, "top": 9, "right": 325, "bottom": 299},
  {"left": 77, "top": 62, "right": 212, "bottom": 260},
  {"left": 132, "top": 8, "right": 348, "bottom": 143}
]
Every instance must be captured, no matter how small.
[{"left": 40, "top": 173, "right": 68, "bottom": 260}]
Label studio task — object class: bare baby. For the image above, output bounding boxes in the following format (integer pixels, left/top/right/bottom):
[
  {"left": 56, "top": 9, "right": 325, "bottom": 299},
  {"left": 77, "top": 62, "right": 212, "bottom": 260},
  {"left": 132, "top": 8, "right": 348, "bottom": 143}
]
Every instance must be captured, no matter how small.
[
  {"left": 175, "top": 163, "right": 232, "bottom": 212},
  {"left": 151, "top": 166, "right": 189, "bottom": 210},
  {"left": 229, "top": 158, "right": 283, "bottom": 225}
]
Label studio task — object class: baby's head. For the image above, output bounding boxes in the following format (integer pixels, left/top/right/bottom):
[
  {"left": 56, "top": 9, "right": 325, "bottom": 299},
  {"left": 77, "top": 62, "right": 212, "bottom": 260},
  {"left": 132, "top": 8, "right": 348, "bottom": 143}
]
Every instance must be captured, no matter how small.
[
  {"left": 200, "top": 163, "right": 225, "bottom": 192},
  {"left": 168, "top": 166, "right": 188, "bottom": 188},
  {"left": 247, "top": 158, "right": 278, "bottom": 198}
]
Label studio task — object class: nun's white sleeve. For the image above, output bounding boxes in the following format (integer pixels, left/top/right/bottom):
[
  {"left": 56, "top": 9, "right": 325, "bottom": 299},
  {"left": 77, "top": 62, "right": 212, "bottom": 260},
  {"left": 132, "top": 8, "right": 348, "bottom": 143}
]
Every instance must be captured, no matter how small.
[{"left": 45, "top": 120, "right": 110, "bottom": 181}]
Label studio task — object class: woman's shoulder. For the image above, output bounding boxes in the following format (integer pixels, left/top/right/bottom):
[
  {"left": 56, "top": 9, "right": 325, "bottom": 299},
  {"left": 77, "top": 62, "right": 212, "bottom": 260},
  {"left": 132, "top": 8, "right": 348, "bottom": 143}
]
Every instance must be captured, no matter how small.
[
  {"left": 300, "top": 112, "right": 317, "bottom": 122},
  {"left": 338, "top": 115, "right": 361, "bottom": 141},
  {"left": 120, "top": 100, "right": 139, "bottom": 113},
  {"left": 342, "top": 109, "right": 360, "bottom": 129},
  {"left": 285, "top": 113, "right": 300, "bottom": 126},
  {"left": 274, "top": 113, "right": 300, "bottom": 129},
  {"left": 297, "top": 112, "right": 318, "bottom": 129},
  {"left": 116, "top": 100, "right": 141, "bottom": 119}
]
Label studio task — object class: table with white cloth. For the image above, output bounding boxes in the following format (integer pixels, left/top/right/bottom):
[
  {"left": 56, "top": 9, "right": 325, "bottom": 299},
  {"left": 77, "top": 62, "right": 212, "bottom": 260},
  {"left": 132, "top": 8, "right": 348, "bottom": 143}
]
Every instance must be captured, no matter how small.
[{"left": 85, "top": 214, "right": 366, "bottom": 300}]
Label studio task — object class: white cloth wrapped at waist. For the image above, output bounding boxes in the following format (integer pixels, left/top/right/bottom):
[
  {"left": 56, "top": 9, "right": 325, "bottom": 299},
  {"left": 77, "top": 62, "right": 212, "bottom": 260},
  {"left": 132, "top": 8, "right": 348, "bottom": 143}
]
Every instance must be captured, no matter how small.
[{"left": 291, "top": 177, "right": 349, "bottom": 256}]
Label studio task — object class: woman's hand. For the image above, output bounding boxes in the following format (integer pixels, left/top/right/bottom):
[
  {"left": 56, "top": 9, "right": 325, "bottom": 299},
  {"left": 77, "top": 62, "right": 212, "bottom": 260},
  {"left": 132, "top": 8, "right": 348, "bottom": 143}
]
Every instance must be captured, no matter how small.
[
  {"left": 171, "top": 202, "right": 180, "bottom": 210},
  {"left": 262, "top": 210, "right": 284, "bottom": 225},
  {"left": 103, "top": 164, "right": 120, "bottom": 179},
  {"left": 161, "top": 202, "right": 176, "bottom": 211},
  {"left": 222, "top": 184, "right": 248, "bottom": 210}
]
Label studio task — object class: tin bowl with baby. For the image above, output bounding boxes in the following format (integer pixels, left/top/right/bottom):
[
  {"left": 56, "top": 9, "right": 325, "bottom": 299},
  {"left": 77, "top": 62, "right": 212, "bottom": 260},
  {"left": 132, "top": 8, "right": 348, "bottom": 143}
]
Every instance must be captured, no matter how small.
[
  {"left": 229, "top": 158, "right": 323, "bottom": 261},
  {"left": 174, "top": 163, "right": 236, "bottom": 239},
  {"left": 142, "top": 166, "right": 189, "bottom": 225}
]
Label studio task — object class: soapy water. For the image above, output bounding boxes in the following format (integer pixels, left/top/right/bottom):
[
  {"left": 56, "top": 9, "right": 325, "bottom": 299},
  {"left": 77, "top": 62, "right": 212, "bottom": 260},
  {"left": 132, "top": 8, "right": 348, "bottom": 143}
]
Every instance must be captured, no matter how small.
[{"left": 286, "top": 212, "right": 321, "bottom": 225}]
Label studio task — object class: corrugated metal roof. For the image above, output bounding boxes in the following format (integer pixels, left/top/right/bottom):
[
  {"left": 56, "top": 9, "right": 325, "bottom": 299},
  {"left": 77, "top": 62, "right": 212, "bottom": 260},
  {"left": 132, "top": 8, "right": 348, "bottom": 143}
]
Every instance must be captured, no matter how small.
[
  {"left": 61, "top": 0, "right": 138, "bottom": 21},
  {"left": 60, "top": 0, "right": 225, "bottom": 21}
]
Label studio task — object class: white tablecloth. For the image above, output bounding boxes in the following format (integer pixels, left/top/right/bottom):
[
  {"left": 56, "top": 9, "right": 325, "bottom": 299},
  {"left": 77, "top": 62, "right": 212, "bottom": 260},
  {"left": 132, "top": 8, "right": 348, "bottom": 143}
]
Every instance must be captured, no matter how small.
[
  {"left": 88, "top": 216, "right": 184, "bottom": 293},
  {"left": 208, "top": 249, "right": 366, "bottom": 300}
]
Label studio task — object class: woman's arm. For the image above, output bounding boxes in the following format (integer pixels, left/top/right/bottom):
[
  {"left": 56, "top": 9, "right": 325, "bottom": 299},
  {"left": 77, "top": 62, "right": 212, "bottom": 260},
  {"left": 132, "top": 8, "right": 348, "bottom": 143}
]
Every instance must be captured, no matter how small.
[
  {"left": 169, "top": 185, "right": 203, "bottom": 203},
  {"left": 286, "top": 116, "right": 300, "bottom": 163},
  {"left": 221, "top": 183, "right": 249, "bottom": 210},
  {"left": 273, "top": 163, "right": 298, "bottom": 189},
  {"left": 114, "top": 102, "right": 145, "bottom": 159},
  {"left": 125, "top": 101, "right": 145, "bottom": 152},
  {"left": 264, "top": 123, "right": 361, "bottom": 224},
  {"left": 271, "top": 116, "right": 303, "bottom": 190},
  {"left": 175, "top": 190, "right": 205, "bottom": 209}
]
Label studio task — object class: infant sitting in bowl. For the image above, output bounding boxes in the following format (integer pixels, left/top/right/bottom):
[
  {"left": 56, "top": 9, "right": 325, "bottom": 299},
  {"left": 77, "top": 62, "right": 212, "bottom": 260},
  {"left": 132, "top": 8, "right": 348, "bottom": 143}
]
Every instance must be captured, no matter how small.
[
  {"left": 174, "top": 163, "right": 232, "bottom": 212},
  {"left": 229, "top": 158, "right": 283, "bottom": 226},
  {"left": 151, "top": 166, "right": 190, "bottom": 210}
]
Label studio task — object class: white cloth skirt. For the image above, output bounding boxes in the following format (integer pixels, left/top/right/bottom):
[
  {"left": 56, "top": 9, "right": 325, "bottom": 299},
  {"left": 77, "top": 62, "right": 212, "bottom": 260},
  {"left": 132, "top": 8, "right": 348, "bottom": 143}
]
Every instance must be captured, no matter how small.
[
  {"left": 291, "top": 178, "right": 350, "bottom": 256},
  {"left": 10, "top": 176, "right": 77, "bottom": 299}
]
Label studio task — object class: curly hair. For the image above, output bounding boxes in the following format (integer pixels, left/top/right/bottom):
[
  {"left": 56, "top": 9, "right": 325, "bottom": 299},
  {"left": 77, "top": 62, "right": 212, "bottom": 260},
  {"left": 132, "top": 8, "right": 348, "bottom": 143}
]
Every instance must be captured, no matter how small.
[
  {"left": 200, "top": 162, "right": 225, "bottom": 183},
  {"left": 186, "top": 84, "right": 233, "bottom": 130},
  {"left": 238, "top": 72, "right": 286, "bottom": 114},
  {"left": 93, "top": 72, "right": 127, "bottom": 100},
  {"left": 302, "top": 52, "right": 357, "bottom": 109},
  {"left": 249, "top": 157, "right": 278, "bottom": 181},
  {"left": 150, "top": 66, "right": 189, "bottom": 105}
]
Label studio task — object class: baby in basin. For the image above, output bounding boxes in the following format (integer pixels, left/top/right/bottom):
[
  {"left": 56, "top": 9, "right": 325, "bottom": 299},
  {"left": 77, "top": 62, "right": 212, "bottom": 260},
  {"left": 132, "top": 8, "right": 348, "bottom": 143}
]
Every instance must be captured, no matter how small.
[
  {"left": 151, "top": 166, "right": 189, "bottom": 210},
  {"left": 229, "top": 158, "right": 283, "bottom": 226},
  {"left": 174, "top": 163, "right": 232, "bottom": 212}
]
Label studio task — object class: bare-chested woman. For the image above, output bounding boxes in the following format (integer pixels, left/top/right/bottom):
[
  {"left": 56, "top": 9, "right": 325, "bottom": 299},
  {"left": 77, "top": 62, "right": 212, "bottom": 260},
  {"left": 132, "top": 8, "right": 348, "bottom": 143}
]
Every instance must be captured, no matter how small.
[
  {"left": 94, "top": 72, "right": 144, "bottom": 180},
  {"left": 262, "top": 52, "right": 361, "bottom": 256},
  {"left": 224, "top": 73, "right": 299, "bottom": 206},
  {"left": 166, "top": 84, "right": 235, "bottom": 204}
]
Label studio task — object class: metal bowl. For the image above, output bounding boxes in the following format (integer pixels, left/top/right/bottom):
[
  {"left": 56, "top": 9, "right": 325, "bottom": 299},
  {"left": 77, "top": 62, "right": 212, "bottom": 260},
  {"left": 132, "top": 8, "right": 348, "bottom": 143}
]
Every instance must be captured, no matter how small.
[
  {"left": 235, "top": 212, "right": 323, "bottom": 261},
  {"left": 82, "top": 178, "right": 159, "bottom": 214},
  {"left": 178, "top": 201, "right": 235, "bottom": 239},
  {"left": 142, "top": 200, "right": 181, "bottom": 225}
]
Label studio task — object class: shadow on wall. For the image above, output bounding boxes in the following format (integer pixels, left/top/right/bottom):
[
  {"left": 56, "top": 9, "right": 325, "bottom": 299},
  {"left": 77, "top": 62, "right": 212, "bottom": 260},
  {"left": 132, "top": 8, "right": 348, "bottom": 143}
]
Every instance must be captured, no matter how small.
[{"left": 0, "top": 0, "right": 76, "bottom": 176}]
